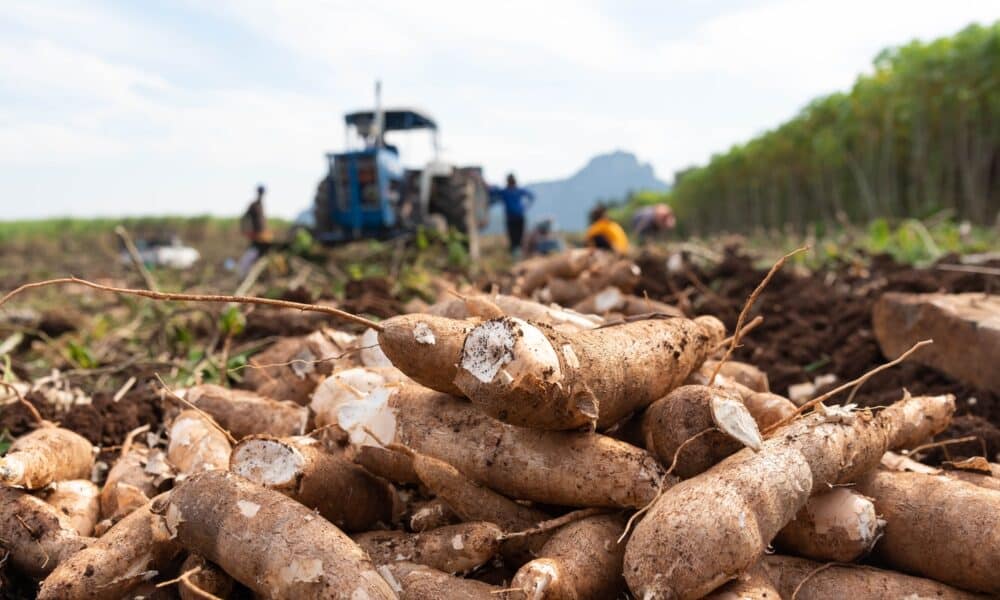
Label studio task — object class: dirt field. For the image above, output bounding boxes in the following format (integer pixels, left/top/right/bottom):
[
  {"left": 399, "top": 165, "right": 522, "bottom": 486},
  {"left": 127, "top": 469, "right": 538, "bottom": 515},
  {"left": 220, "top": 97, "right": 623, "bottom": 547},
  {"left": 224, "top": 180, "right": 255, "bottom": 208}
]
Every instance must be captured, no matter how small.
[{"left": 0, "top": 230, "right": 998, "bottom": 598}]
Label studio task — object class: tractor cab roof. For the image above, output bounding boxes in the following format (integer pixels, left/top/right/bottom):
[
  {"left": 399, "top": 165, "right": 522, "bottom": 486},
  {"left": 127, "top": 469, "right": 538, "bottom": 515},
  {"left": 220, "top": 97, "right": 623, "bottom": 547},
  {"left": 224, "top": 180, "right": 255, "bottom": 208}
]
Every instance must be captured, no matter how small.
[{"left": 344, "top": 108, "right": 437, "bottom": 136}]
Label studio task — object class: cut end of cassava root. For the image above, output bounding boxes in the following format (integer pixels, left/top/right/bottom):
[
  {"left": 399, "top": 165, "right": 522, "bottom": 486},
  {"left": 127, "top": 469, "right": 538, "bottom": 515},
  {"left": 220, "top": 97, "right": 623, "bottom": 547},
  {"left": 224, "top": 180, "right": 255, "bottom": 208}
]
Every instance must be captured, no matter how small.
[
  {"left": 459, "top": 317, "right": 561, "bottom": 385},
  {"left": 231, "top": 437, "right": 307, "bottom": 487},
  {"left": 710, "top": 392, "right": 763, "bottom": 452}
]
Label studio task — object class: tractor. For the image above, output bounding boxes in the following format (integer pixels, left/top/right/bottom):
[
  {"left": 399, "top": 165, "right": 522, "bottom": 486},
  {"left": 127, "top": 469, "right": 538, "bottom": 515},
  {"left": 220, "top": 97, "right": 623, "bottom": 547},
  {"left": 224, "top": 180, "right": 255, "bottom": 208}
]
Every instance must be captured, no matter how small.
[{"left": 310, "top": 85, "right": 489, "bottom": 245}]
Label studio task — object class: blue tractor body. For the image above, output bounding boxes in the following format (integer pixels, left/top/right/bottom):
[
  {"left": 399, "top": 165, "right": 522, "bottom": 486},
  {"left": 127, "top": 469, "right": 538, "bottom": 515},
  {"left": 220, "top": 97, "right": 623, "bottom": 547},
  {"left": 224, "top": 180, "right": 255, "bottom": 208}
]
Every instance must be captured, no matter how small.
[
  {"left": 316, "top": 148, "right": 403, "bottom": 243},
  {"left": 312, "top": 106, "right": 488, "bottom": 244}
]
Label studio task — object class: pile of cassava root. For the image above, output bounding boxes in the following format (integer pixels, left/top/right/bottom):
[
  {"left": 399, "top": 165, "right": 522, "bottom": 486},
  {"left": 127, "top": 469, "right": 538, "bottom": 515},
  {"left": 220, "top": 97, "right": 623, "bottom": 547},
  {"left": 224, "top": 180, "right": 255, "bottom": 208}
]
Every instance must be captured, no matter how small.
[{"left": 1, "top": 248, "right": 998, "bottom": 599}]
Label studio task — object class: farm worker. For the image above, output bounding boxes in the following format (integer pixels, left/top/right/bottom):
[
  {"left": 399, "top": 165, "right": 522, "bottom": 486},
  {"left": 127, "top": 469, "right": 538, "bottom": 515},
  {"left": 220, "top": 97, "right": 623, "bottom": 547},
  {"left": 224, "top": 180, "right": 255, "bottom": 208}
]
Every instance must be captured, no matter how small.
[
  {"left": 237, "top": 185, "right": 273, "bottom": 274},
  {"left": 523, "top": 217, "right": 564, "bottom": 256},
  {"left": 631, "top": 203, "right": 675, "bottom": 242},
  {"left": 585, "top": 205, "right": 629, "bottom": 253},
  {"left": 489, "top": 173, "right": 535, "bottom": 257}
]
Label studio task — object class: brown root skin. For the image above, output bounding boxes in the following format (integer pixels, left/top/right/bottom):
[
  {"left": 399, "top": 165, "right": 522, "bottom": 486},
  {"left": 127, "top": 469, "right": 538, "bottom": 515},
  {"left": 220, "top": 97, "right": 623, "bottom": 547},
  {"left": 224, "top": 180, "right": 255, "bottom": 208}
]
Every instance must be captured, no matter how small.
[
  {"left": 743, "top": 392, "right": 798, "bottom": 431},
  {"left": 37, "top": 479, "right": 101, "bottom": 537},
  {"left": 573, "top": 287, "right": 683, "bottom": 318},
  {"left": 178, "top": 554, "right": 234, "bottom": 600},
  {"left": 0, "top": 426, "right": 94, "bottom": 490},
  {"left": 454, "top": 315, "right": 725, "bottom": 430},
  {"left": 383, "top": 561, "right": 502, "bottom": 600},
  {"left": 881, "top": 392, "right": 955, "bottom": 450},
  {"left": 379, "top": 385, "right": 667, "bottom": 508},
  {"left": 571, "top": 286, "right": 628, "bottom": 315},
  {"left": 701, "top": 360, "right": 769, "bottom": 393},
  {"left": 0, "top": 486, "right": 92, "bottom": 579},
  {"left": 411, "top": 452, "right": 552, "bottom": 567},
  {"left": 353, "top": 444, "right": 421, "bottom": 485},
  {"left": 412, "top": 453, "right": 549, "bottom": 532},
  {"left": 642, "top": 385, "right": 760, "bottom": 478},
  {"left": 185, "top": 383, "right": 309, "bottom": 438},
  {"left": 37, "top": 494, "right": 181, "bottom": 600},
  {"left": 163, "top": 470, "right": 396, "bottom": 599},
  {"left": 511, "top": 514, "right": 627, "bottom": 600},
  {"left": 492, "top": 295, "right": 603, "bottom": 332},
  {"left": 353, "top": 521, "right": 502, "bottom": 574},
  {"left": 427, "top": 294, "right": 604, "bottom": 332},
  {"left": 703, "top": 564, "right": 781, "bottom": 600},
  {"left": 99, "top": 444, "right": 164, "bottom": 524},
  {"left": 759, "top": 554, "right": 983, "bottom": 600},
  {"left": 230, "top": 435, "right": 399, "bottom": 532},
  {"left": 409, "top": 497, "right": 460, "bottom": 532},
  {"left": 244, "top": 329, "right": 358, "bottom": 404},
  {"left": 773, "top": 487, "right": 882, "bottom": 562},
  {"left": 166, "top": 410, "right": 232, "bottom": 478},
  {"left": 881, "top": 452, "right": 1000, "bottom": 491},
  {"left": 623, "top": 393, "right": 954, "bottom": 600},
  {"left": 944, "top": 461, "right": 1000, "bottom": 491},
  {"left": 541, "top": 260, "right": 641, "bottom": 306},
  {"left": 856, "top": 469, "right": 1000, "bottom": 594},
  {"left": 515, "top": 248, "right": 594, "bottom": 295},
  {"left": 377, "top": 313, "right": 473, "bottom": 396}
]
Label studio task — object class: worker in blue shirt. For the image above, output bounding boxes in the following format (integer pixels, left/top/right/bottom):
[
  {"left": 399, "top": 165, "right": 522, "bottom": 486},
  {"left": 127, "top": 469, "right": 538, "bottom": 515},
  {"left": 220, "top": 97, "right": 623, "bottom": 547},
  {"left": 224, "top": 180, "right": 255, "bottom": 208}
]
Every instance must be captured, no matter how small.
[{"left": 489, "top": 173, "right": 534, "bottom": 256}]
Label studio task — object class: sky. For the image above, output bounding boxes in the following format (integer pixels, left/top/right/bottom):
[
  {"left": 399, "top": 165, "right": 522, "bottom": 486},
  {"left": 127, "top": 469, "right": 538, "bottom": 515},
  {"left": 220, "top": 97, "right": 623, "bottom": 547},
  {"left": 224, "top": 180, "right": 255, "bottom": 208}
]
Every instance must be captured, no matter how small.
[{"left": 1, "top": 1, "right": 997, "bottom": 220}]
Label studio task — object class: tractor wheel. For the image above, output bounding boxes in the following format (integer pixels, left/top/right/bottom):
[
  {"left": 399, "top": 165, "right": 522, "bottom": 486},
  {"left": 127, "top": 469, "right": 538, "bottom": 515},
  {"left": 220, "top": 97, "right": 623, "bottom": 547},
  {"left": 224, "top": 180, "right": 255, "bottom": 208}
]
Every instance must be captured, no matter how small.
[
  {"left": 314, "top": 175, "right": 332, "bottom": 230},
  {"left": 427, "top": 170, "right": 489, "bottom": 233}
]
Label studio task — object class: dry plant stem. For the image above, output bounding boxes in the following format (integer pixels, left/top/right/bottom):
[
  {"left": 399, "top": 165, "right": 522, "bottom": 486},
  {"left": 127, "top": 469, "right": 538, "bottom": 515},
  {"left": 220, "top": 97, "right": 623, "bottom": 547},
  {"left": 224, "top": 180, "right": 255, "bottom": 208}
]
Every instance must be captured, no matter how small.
[
  {"left": 710, "top": 246, "right": 807, "bottom": 383},
  {"left": 505, "top": 508, "right": 608, "bottom": 540},
  {"left": 935, "top": 263, "right": 1000, "bottom": 276},
  {"left": 229, "top": 345, "right": 368, "bottom": 374},
  {"left": 166, "top": 410, "right": 232, "bottom": 477},
  {"left": 903, "top": 435, "right": 977, "bottom": 457},
  {"left": 114, "top": 225, "right": 159, "bottom": 292},
  {"left": 617, "top": 426, "right": 718, "bottom": 544},
  {"left": 764, "top": 339, "right": 933, "bottom": 435},
  {"left": 119, "top": 424, "right": 150, "bottom": 459},
  {"left": 156, "top": 374, "right": 237, "bottom": 445},
  {"left": 0, "top": 381, "right": 47, "bottom": 426},
  {"left": 712, "top": 315, "right": 764, "bottom": 353},
  {"left": 0, "top": 276, "right": 382, "bottom": 331},
  {"left": 790, "top": 562, "right": 837, "bottom": 600},
  {"left": 642, "top": 385, "right": 761, "bottom": 479},
  {"left": 174, "top": 554, "right": 234, "bottom": 600}
]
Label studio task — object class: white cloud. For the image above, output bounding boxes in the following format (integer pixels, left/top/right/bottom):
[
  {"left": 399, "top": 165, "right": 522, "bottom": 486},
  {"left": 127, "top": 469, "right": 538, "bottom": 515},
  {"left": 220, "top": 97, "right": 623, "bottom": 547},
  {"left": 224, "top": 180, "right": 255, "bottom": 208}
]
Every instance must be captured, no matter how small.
[{"left": 1, "top": 0, "right": 997, "bottom": 219}]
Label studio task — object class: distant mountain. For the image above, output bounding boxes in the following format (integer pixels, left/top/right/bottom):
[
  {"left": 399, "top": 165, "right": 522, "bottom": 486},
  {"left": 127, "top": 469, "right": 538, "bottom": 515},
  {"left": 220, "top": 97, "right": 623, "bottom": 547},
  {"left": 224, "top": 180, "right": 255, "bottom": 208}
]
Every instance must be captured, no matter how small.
[{"left": 487, "top": 150, "right": 668, "bottom": 233}]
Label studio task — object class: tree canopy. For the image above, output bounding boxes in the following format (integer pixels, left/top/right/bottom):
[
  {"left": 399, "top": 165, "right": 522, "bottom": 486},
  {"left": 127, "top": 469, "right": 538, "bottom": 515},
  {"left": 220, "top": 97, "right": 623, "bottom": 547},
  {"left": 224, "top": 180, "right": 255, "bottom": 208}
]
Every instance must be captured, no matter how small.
[{"left": 626, "top": 22, "right": 1000, "bottom": 235}]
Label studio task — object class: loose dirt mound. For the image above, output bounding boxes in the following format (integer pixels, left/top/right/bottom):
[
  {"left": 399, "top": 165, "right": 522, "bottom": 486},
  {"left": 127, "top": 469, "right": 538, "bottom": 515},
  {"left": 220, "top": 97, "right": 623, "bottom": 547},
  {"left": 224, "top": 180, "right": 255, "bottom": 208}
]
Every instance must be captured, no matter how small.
[
  {"left": 0, "top": 384, "right": 162, "bottom": 449},
  {"left": 636, "top": 247, "right": 1000, "bottom": 461}
]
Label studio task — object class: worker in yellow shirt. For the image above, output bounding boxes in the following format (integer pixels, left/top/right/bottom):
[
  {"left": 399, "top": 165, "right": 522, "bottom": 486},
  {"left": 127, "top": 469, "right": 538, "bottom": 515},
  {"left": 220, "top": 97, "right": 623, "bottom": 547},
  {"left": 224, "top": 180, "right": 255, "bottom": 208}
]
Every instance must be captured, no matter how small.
[{"left": 584, "top": 205, "right": 629, "bottom": 253}]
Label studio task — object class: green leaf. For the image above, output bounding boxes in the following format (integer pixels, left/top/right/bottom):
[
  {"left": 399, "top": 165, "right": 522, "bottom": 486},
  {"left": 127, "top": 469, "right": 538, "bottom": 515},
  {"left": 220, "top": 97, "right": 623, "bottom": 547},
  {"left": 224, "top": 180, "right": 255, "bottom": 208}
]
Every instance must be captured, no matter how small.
[
  {"left": 219, "top": 306, "right": 246, "bottom": 337},
  {"left": 66, "top": 341, "right": 97, "bottom": 369}
]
